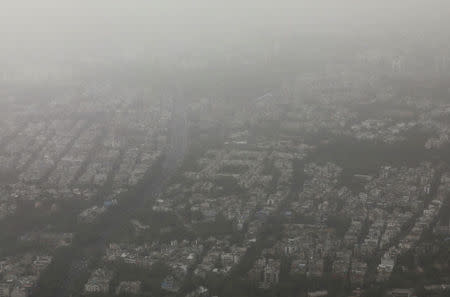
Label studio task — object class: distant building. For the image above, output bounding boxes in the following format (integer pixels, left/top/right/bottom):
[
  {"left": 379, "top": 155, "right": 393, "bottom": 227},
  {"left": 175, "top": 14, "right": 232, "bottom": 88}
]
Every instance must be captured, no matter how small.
[
  {"left": 388, "top": 288, "right": 414, "bottom": 297},
  {"left": 185, "top": 286, "right": 209, "bottom": 297},
  {"left": 308, "top": 290, "right": 328, "bottom": 297},
  {"left": 115, "top": 281, "right": 141, "bottom": 295},
  {"left": 161, "top": 275, "right": 181, "bottom": 292},
  {"left": 84, "top": 268, "right": 113, "bottom": 294},
  {"left": 10, "top": 286, "right": 28, "bottom": 297},
  {"left": 0, "top": 283, "right": 11, "bottom": 297},
  {"left": 248, "top": 258, "right": 280, "bottom": 289}
]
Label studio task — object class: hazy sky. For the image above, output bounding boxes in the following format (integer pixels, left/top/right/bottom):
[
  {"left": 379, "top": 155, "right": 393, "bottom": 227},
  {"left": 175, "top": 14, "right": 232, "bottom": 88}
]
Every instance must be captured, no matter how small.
[{"left": 1, "top": 1, "right": 449, "bottom": 65}]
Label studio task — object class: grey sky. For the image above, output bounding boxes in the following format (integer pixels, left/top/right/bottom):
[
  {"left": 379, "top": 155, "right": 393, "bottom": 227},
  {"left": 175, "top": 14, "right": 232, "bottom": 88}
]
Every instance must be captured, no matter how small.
[{"left": 1, "top": 0, "right": 449, "bottom": 66}]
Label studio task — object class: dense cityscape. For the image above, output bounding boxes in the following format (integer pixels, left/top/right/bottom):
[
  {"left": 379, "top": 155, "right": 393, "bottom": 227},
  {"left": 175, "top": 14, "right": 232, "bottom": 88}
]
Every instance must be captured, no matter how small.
[{"left": 1, "top": 2, "right": 450, "bottom": 297}]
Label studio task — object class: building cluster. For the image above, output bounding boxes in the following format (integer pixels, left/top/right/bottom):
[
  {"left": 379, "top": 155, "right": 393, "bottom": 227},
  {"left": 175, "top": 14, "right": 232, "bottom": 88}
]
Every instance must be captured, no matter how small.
[
  {"left": 185, "top": 286, "right": 210, "bottom": 297},
  {"left": 158, "top": 146, "right": 301, "bottom": 243},
  {"left": 19, "top": 232, "right": 73, "bottom": 249},
  {"left": 248, "top": 256, "right": 281, "bottom": 289},
  {"left": 84, "top": 269, "right": 144, "bottom": 295},
  {"left": 0, "top": 97, "right": 168, "bottom": 222},
  {"left": 350, "top": 119, "right": 416, "bottom": 143},
  {"left": 80, "top": 137, "right": 307, "bottom": 292},
  {"left": 0, "top": 96, "right": 170, "bottom": 296},
  {"left": 0, "top": 254, "right": 52, "bottom": 297},
  {"left": 2, "top": 44, "right": 450, "bottom": 297},
  {"left": 419, "top": 105, "right": 450, "bottom": 149},
  {"left": 84, "top": 268, "right": 114, "bottom": 294},
  {"left": 119, "top": 121, "right": 444, "bottom": 293},
  {"left": 101, "top": 239, "right": 203, "bottom": 293},
  {"left": 377, "top": 171, "right": 449, "bottom": 281},
  {"left": 275, "top": 161, "right": 436, "bottom": 287},
  {"left": 194, "top": 239, "right": 247, "bottom": 277}
]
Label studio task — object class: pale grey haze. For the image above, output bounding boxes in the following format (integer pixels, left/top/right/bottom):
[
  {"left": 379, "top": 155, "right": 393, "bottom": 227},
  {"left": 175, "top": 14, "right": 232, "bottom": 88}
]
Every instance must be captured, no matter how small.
[
  {"left": 1, "top": 0, "right": 449, "bottom": 64},
  {"left": 1, "top": 2, "right": 450, "bottom": 297}
]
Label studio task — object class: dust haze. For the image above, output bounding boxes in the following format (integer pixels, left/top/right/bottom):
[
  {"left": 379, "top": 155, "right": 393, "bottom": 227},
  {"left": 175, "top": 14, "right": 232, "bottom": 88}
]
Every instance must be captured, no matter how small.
[
  {"left": 1, "top": 2, "right": 450, "bottom": 297},
  {"left": 1, "top": 0, "right": 449, "bottom": 79}
]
